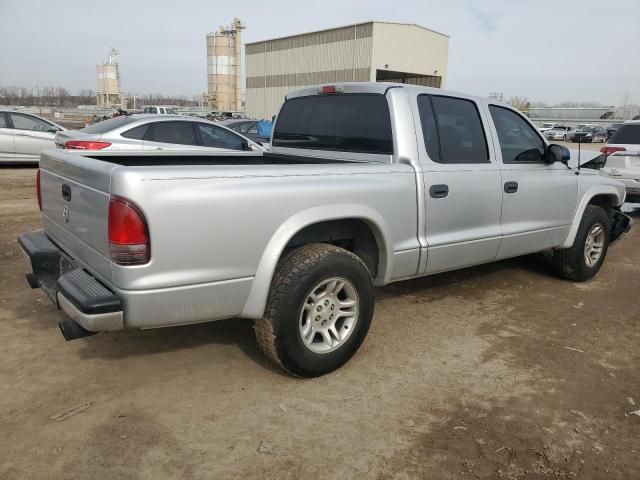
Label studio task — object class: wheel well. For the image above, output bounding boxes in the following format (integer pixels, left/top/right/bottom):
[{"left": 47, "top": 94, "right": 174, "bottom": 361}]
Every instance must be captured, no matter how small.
[
  {"left": 588, "top": 194, "right": 614, "bottom": 212},
  {"left": 284, "top": 219, "right": 380, "bottom": 277}
]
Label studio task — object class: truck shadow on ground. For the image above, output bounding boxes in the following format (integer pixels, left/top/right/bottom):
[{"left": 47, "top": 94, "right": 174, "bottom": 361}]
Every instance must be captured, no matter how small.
[
  {"left": 70, "top": 253, "right": 559, "bottom": 374},
  {"left": 74, "top": 317, "right": 288, "bottom": 376}
]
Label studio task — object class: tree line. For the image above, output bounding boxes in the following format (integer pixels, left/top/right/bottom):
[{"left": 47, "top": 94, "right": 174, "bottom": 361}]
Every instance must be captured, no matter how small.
[{"left": 0, "top": 85, "right": 199, "bottom": 108}]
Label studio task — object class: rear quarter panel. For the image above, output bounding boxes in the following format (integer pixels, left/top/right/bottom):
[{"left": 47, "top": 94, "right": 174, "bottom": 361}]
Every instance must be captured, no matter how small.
[{"left": 109, "top": 163, "right": 419, "bottom": 302}]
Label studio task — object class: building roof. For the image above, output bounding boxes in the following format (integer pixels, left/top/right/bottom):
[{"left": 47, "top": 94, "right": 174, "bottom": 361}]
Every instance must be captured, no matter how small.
[{"left": 245, "top": 20, "right": 449, "bottom": 46}]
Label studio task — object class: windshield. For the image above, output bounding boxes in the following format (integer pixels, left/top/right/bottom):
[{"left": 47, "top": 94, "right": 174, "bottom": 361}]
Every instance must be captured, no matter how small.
[
  {"left": 272, "top": 93, "right": 393, "bottom": 155},
  {"left": 542, "top": 124, "right": 554, "bottom": 128},
  {"left": 79, "top": 116, "right": 138, "bottom": 134}
]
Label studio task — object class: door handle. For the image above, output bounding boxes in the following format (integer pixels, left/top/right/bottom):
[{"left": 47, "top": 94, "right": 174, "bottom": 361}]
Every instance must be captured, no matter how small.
[
  {"left": 504, "top": 181, "right": 519, "bottom": 194},
  {"left": 14, "top": 133, "right": 29, "bottom": 137},
  {"left": 429, "top": 184, "right": 449, "bottom": 198},
  {"left": 61, "top": 184, "right": 71, "bottom": 201}
]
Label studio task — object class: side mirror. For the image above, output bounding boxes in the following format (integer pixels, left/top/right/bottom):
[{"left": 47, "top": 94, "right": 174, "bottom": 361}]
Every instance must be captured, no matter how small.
[{"left": 547, "top": 144, "right": 570, "bottom": 164}]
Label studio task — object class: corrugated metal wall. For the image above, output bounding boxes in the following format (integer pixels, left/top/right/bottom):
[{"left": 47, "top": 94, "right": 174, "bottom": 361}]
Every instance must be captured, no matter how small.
[{"left": 246, "top": 23, "right": 373, "bottom": 119}]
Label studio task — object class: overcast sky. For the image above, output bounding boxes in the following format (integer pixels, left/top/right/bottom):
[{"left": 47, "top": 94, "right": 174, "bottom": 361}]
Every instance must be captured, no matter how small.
[{"left": 1, "top": 0, "right": 638, "bottom": 105}]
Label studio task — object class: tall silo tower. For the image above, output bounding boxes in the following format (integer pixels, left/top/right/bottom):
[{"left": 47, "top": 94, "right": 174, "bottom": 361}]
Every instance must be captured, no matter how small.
[
  {"left": 97, "top": 48, "right": 125, "bottom": 109},
  {"left": 206, "top": 18, "right": 245, "bottom": 112}
]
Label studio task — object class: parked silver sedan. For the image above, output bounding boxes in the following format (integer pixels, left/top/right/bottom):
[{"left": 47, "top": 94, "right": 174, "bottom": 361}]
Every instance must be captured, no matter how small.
[
  {"left": 55, "top": 115, "right": 264, "bottom": 152},
  {"left": 0, "top": 110, "right": 65, "bottom": 163}
]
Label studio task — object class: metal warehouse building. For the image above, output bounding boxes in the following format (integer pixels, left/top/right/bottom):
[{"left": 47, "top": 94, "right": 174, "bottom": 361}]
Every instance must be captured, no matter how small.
[{"left": 245, "top": 21, "right": 449, "bottom": 119}]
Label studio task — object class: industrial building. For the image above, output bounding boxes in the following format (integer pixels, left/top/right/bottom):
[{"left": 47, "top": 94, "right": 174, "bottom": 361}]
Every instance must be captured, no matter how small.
[
  {"left": 206, "top": 18, "right": 245, "bottom": 112},
  {"left": 96, "top": 48, "right": 125, "bottom": 109},
  {"left": 245, "top": 21, "right": 449, "bottom": 119}
]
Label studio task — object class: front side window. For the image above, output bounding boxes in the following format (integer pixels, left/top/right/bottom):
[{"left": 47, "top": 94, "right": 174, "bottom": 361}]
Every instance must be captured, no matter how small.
[
  {"left": 0, "top": 113, "right": 8, "bottom": 128},
  {"left": 196, "top": 124, "right": 246, "bottom": 150},
  {"left": 490, "top": 106, "right": 545, "bottom": 163},
  {"left": 147, "top": 121, "right": 198, "bottom": 145},
  {"left": 417, "top": 95, "right": 489, "bottom": 164},
  {"left": 9, "top": 113, "right": 52, "bottom": 132}
]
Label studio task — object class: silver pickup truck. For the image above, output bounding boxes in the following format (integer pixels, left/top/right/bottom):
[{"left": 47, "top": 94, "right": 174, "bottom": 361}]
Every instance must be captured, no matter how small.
[{"left": 20, "top": 82, "right": 631, "bottom": 377}]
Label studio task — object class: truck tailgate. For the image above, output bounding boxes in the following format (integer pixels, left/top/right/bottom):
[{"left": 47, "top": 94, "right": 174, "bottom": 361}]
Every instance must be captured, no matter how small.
[{"left": 39, "top": 151, "right": 117, "bottom": 283}]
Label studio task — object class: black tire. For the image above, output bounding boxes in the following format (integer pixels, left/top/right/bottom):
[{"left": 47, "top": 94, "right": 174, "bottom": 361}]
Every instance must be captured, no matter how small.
[
  {"left": 254, "top": 243, "right": 374, "bottom": 377},
  {"left": 554, "top": 205, "right": 610, "bottom": 281}
]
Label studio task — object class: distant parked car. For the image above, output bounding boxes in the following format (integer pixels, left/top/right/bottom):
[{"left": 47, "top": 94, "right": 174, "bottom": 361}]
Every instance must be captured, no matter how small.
[
  {"left": 538, "top": 122, "right": 561, "bottom": 133},
  {"left": 220, "top": 119, "right": 272, "bottom": 145},
  {"left": 544, "top": 126, "right": 573, "bottom": 141},
  {"left": 0, "top": 110, "right": 65, "bottom": 163},
  {"left": 606, "top": 123, "right": 624, "bottom": 140},
  {"left": 55, "top": 115, "right": 264, "bottom": 152},
  {"left": 142, "top": 106, "right": 178, "bottom": 115},
  {"left": 569, "top": 125, "right": 607, "bottom": 143},
  {"left": 600, "top": 120, "right": 640, "bottom": 203}
]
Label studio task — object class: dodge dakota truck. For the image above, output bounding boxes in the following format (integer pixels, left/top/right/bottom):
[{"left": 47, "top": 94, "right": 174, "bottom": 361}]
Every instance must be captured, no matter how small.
[{"left": 19, "top": 82, "right": 631, "bottom": 377}]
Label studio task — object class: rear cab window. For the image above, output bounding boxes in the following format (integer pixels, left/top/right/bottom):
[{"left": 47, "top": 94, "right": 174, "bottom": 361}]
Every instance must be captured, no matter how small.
[
  {"left": 609, "top": 124, "right": 640, "bottom": 144},
  {"left": 272, "top": 93, "right": 393, "bottom": 155}
]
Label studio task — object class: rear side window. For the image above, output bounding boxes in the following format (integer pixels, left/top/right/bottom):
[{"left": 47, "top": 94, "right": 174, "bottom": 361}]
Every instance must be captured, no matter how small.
[
  {"left": 490, "top": 106, "right": 545, "bottom": 163},
  {"left": 121, "top": 125, "right": 149, "bottom": 140},
  {"left": 273, "top": 94, "right": 393, "bottom": 154},
  {"left": 147, "top": 121, "right": 198, "bottom": 145},
  {"left": 0, "top": 113, "right": 8, "bottom": 128},
  {"left": 609, "top": 124, "right": 640, "bottom": 144},
  {"left": 144, "top": 107, "right": 158, "bottom": 114},
  {"left": 417, "top": 95, "right": 489, "bottom": 164}
]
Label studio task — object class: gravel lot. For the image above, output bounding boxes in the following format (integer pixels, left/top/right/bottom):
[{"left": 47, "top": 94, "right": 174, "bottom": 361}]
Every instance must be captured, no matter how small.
[{"left": 1, "top": 164, "right": 638, "bottom": 479}]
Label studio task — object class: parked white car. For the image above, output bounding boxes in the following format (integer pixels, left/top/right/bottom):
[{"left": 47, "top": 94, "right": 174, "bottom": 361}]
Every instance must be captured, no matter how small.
[
  {"left": 142, "top": 106, "right": 178, "bottom": 115},
  {"left": 544, "top": 126, "right": 573, "bottom": 141},
  {"left": 55, "top": 114, "right": 264, "bottom": 152},
  {"left": 601, "top": 120, "right": 640, "bottom": 202},
  {"left": 539, "top": 122, "right": 561, "bottom": 133},
  {"left": 0, "top": 110, "right": 65, "bottom": 163}
]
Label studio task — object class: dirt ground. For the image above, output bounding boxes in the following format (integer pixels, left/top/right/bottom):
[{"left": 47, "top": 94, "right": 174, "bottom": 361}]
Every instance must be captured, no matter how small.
[{"left": 1, "top": 165, "right": 638, "bottom": 480}]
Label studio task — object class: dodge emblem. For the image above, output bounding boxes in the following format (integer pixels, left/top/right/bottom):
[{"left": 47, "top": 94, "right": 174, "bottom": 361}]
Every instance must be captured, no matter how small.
[{"left": 63, "top": 205, "right": 70, "bottom": 224}]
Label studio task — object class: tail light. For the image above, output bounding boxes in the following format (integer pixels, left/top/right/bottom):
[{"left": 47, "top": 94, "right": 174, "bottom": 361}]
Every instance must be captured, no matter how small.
[
  {"left": 36, "top": 168, "right": 42, "bottom": 211},
  {"left": 64, "top": 140, "right": 112, "bottom": 150},
  {"left": 108, "top": 196, "right": 150, "bottom": 265},
  {"left": 600, "top": 146, "right": 626, "bottom": 156}
]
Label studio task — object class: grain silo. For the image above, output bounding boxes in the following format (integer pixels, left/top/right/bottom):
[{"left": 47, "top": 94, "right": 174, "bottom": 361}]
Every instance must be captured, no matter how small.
[
  {"left": 206, "top": 18, "right": 245, "bottom": 112},
  {"left": 97, "top": 48, "right": 125, "bottom": 109}
]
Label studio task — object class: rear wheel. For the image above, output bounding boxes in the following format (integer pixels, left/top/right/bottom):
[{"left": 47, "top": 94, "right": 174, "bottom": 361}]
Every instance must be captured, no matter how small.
[
  {"left": 554, "top": 205, "right": 610, "bottom": 281},
  {"left": 254, "top": 243, "right": 374, "bottom": 377}
]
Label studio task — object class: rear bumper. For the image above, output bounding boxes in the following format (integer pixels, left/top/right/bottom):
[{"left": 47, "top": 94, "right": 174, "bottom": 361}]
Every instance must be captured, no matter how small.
[{"left": 18, "top": 231, "right": 123, "bottom": 332}]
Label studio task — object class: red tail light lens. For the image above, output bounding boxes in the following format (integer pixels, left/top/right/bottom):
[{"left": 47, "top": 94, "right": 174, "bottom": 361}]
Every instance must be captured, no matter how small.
[
  {"left": 319, "top": 85, "right": 343, "bottom": 94},
  {"left": 108, "top": 196, "right": 150, "bottom": 265},
  {"left": 600, "top": 146, "right": 626, "bottom": 156},
  {"left": 36, "top": 168, "right": 42, "bottom": 211},
  {"left": 64, "top": 140, "right": 112, "bottom": 150}
]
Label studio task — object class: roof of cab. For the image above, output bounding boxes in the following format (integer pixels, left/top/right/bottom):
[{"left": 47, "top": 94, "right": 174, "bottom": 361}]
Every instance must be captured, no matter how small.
[{"left": 285, "top": 82, "right": 497, "bottom": 107}]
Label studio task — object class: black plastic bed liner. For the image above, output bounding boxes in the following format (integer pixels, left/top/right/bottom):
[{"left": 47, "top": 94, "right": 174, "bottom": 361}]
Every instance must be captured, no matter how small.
[{"left": 86, "top": 152, "right": 359, "bottom": 166}]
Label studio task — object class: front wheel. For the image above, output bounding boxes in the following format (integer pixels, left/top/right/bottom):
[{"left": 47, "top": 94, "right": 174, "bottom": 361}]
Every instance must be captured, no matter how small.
[
  {"left": 254, "top": 243, "right": 374, "bottom": 377},
  {"left": 554, "top": 205, "right": 610, "bottom": 281}
]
